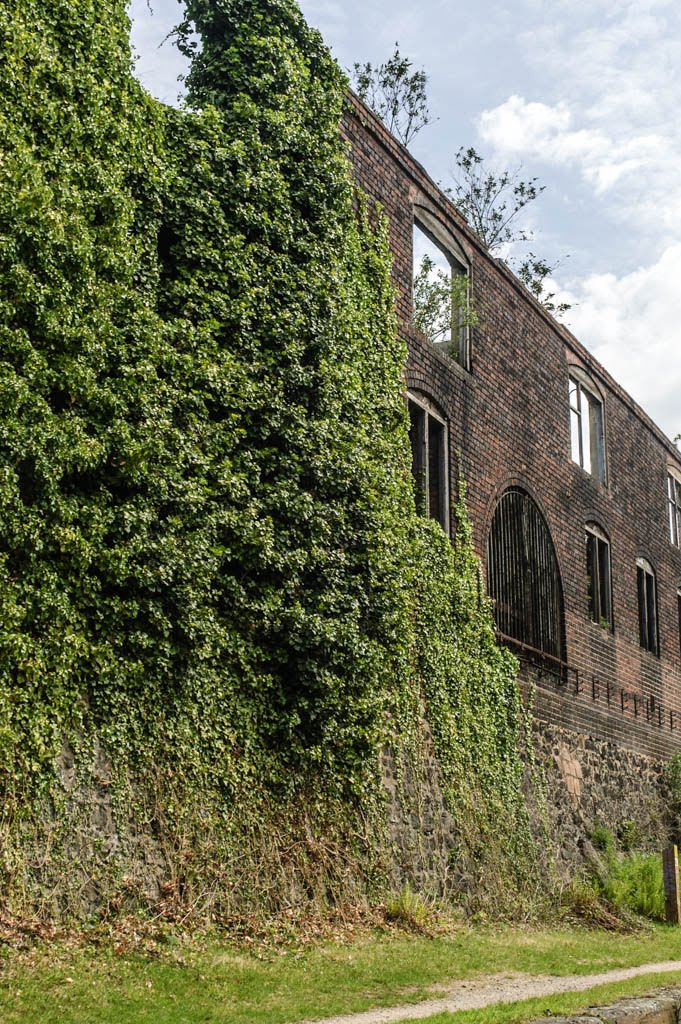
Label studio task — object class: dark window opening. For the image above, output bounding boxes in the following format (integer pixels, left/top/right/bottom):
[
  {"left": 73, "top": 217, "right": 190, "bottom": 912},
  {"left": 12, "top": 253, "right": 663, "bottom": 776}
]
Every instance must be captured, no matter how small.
[
  {"left": 637, "top": 558, "right": 658, "bottom": 655},
  {"left": 586, "top": 524, "right": 613, "bottom": 629},
  {"left": 487, "top": 488, "right": 565, "bottom": 661},
  {"left": 408, "top": 393, "right": 448, "bottom": 532}
]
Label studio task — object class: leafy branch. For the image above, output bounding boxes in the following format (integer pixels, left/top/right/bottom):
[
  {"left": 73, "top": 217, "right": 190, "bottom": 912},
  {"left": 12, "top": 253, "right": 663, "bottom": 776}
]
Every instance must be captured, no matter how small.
[
  {"left": 352, "top": 44, "right": 433, "bottom": 146},
  {"left": 516, "top": 253, "right": 571, "bottom": 316},
  {"left": 412, "top": 254, "right": 478, "bottom": 351},
  {"left": 448, "top": 146, "right": 570, "bottom": 316},
  {"left": 448, "top": 146, "right": 544, "bottom": 252}
]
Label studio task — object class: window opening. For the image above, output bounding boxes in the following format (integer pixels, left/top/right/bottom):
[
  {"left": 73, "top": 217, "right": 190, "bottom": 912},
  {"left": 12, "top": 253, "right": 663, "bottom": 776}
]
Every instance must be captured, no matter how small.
[
  {"left": 668, "top": 468, "right": 681, "bottom": 547},
  {"left": 677, "top": 586, "right": 681, "bottom": 663},
  {"left": 637, "top": 557, "right": 658, "bottom": 655},
  {"left": 585, "top": 524, "right": 613, "bottom": 629},
  {"left": 407, "top": 392, "right": 448, "bottom": 532},
  {"left": 487, "top": 488, "right": 565, "bottom": 661},
  {"left": 412, "top": 220, "right": 470, "bottom": 368},
  {"left": 569, "top": 373, "right": 606, "bottom": 483}
]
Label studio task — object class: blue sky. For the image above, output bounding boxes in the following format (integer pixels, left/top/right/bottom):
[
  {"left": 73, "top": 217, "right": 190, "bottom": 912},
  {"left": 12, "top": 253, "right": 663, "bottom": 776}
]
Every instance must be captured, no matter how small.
[{"left": 128, "top": 0, "right": 681, "bottom": 442}]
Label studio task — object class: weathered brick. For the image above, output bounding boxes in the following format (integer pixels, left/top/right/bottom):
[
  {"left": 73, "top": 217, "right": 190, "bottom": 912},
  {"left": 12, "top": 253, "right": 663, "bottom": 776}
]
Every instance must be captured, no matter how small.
[{"left": 344, "top": 94, "right": 681, "bottom": 760}]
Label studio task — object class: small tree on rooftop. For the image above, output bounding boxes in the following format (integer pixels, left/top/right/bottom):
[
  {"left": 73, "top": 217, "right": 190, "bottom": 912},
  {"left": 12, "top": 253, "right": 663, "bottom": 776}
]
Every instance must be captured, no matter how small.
[
  {"left": 449, "top": 146, "right": 571, "bottom": 316},
  {"left": 449, "top": 146, "right": 544, "bottom": 252},
  {"left": 352, "top": 44, "right": 433, "bottom": 147}
]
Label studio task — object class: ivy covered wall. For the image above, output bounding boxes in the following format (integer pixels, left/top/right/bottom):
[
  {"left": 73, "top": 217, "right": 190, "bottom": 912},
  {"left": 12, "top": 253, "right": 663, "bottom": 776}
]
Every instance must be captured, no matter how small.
[{"left": 0, "top": 0, "right": 526, "bottom": 920}]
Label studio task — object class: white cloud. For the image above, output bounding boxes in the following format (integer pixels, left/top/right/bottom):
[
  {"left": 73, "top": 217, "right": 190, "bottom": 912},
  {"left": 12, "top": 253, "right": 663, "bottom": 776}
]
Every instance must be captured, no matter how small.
[
  {"left": 478, "top": 95, "right": 674, "bottom": 200},
  {"left": 558, "top": 246, "right": 681, "bottom": 441},
  {"left": 476, "top": 1, "right": 681, "bottom": 244}
]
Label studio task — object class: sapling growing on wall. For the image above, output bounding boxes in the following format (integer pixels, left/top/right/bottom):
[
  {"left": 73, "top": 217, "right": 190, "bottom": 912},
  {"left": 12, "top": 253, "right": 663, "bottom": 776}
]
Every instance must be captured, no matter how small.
[
  {"left": 449, "top": 145, "right": 543, "bottom": 252},
  {"left": 449, "top": 146, "right": 571, "bottom": 316},
  {"left": 352, "top": 44, "right": 433, "bottom": 146}
]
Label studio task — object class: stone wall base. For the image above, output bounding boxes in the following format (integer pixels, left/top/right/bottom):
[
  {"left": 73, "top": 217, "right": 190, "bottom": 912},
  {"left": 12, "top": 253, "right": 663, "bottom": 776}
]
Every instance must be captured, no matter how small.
[{"left": 531, "top": 988, "right": 681, "bottom": 1023}]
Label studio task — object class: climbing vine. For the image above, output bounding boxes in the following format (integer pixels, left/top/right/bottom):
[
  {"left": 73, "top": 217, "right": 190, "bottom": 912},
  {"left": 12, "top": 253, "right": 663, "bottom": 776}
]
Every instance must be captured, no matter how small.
[{"left": 0, "top": 0, "right": 530, "bottom": 920}]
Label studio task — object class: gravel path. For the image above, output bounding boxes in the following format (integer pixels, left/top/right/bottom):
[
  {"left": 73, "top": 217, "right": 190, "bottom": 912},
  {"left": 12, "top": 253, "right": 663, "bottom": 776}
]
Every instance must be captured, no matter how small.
[{"left": 297, "top": 960, "right": 681, "bottom": 1024}]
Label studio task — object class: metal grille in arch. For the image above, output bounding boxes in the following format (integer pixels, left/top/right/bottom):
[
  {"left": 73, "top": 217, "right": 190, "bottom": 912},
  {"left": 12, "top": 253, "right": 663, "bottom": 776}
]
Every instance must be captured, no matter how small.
[{"left": 487, "top": 488, "right": 565, "bottom": 661}]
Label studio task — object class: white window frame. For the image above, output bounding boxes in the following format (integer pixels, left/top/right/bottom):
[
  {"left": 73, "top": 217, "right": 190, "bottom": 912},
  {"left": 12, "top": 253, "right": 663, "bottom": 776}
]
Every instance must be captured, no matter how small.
[
  {"left": 668, "top": 465, "right": 681, "bottom": 547},
  {"left": 568, "top": 368, "right": 607, "bottom": 483}
]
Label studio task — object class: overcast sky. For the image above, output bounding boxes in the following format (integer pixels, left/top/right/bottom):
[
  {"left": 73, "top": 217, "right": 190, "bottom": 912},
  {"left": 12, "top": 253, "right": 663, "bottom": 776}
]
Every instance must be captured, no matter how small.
[{"left": 128, "top": 0, "right": 681, "bottom": 442}]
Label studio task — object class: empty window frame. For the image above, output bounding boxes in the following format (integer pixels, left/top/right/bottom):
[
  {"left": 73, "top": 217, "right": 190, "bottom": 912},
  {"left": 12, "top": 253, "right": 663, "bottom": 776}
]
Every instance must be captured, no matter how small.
[
  {"left": 487, "top": 488, "right": 565, "bottom": 661},
  {"left": 407, "top": 392, "right": 449, "bottom": 532},
  {"left": 668, "top": 467, "right": 681, "bottom": 546},
  {"left": 585, "top": 524, "right": 613, "bottom": 629},
  {"left": 569, "top": 372, "right": 606, "bottom": 483},
  {"left": 636, "top": 557, "right": 658, "bottom": 655},
  {"left": 412, "top": 216, "right": 471, "bottom": 369}
]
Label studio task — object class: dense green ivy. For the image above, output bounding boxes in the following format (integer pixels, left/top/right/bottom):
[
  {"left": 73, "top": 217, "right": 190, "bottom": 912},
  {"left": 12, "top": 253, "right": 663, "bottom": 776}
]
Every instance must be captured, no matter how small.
[{"left": 0, "top": 0, "right": 528, "bottom": 916}]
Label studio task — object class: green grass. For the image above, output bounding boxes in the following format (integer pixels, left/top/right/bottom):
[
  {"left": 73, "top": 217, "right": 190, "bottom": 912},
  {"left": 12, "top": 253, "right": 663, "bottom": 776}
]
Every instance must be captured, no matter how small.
[{"left": 3, "top": 925, "right": 681, "bottom": 1024}]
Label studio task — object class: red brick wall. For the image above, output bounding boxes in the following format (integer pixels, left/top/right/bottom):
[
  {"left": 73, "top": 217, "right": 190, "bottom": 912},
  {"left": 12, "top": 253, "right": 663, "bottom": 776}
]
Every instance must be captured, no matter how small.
[{"left": 343, "top": 94, "right": 681, "bottom": 761}]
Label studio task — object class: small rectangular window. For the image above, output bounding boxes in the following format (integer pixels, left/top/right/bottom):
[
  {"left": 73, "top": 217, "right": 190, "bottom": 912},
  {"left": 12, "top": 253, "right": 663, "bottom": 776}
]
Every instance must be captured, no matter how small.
[
  {"left": 407, "top": 393, "right": 449, "bottom": 533},
  {"left": 427, "top": 415, "right": 445, "bottom": 527},
  {"left": 586, "top": 526, "right": 612, "bottom": 629},
  {"left": 637, "top": 558, "right": 658, "bottom": 655}
]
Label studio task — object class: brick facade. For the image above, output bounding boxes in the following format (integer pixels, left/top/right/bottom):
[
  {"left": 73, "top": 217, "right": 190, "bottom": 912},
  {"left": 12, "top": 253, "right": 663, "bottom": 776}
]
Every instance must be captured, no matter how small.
[{"left": 343, "top": 94, "right": 681, "bottom": 762}]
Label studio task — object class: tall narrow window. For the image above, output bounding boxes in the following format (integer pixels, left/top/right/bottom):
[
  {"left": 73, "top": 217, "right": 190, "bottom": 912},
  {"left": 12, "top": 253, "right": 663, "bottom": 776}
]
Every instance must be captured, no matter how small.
[
  {"left": 487, "top": 488, "right": 565, "bottom": 661},
  {"left": 668, "top": 468, "right": 681, "bottom": 546},
  {"left": 407, "top": 392, "right": 449, "bottom": 532},
  {"left": 637, "top": 557, "right": 658, "bottom": 655},
  {"left": 569, "top": 372, "right": 606, "bottom": 483},
  {"left": 677, "top": 587, "right": 681, "bottom": 663},
  {"left": 586, "top": 524, "right": 613, "bottom": 629},
  {"left": 412, "top": 218, "right": 471, "bottom": 369}
]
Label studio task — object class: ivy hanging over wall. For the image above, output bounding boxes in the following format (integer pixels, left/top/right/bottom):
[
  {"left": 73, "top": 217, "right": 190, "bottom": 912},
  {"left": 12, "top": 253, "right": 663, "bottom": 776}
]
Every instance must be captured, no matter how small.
[{"left": 0, "top": 0, "right": 530, "bottom": 920}]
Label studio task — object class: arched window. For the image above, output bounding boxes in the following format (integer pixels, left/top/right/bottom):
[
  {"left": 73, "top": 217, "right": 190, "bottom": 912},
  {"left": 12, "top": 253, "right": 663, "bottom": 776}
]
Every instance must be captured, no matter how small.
[
  {"left": 412, "top": 209, "right": 471, "bottom": 369},
  {"left": 636, "top": 557, "right": 658, "bottom": 655},
  {"left": 407, "top": 391, "right": 449, "bottom": 533},
  {"left": 487, "top": 488, "right": 565, "bottom": 660}
]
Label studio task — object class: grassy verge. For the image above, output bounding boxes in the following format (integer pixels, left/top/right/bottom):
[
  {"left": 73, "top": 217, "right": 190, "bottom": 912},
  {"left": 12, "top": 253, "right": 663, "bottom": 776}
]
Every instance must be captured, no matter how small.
[
  {"left": 401, "top": 972, "right": 681, "bottom": 1022},
  {"left": 2, "top": 925, "right": 681, "bottom": 1024}
]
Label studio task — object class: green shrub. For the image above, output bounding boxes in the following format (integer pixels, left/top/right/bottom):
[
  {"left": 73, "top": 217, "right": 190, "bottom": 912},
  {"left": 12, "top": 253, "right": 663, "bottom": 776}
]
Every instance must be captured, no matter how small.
[
  {"left": 590, "top": 824, "right": 615, "bottom": 854},
  {"left": 385, "top": 884, "right": 432, "bottom": 932},
  {"left": 617, "top": 820, "right": 644, "bottom": 852},
  {"left": 601, "top": 851, "right": 665, "bottom": 921}
]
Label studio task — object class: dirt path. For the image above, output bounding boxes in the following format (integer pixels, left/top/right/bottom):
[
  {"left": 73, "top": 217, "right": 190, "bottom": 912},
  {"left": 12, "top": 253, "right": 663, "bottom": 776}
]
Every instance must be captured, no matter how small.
[{"left": 297, "top": 960, "right": 681, "bottom": 1024}]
